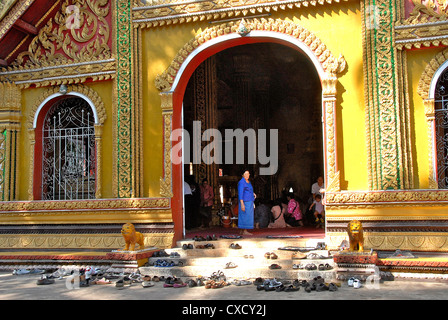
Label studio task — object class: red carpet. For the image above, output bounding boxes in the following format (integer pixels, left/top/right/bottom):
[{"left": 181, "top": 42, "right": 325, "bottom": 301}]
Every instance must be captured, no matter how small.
[{"left": 185, "top": 226, "right": 324, "bottom": 239}]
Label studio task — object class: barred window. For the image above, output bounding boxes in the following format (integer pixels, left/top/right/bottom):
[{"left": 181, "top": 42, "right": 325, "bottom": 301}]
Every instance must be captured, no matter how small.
[
  {"left": 435, "top": 68, "right": 448, "bottom": 189},
  {"left": 42, "top": 97, "right": 96, "bottom": 200}
]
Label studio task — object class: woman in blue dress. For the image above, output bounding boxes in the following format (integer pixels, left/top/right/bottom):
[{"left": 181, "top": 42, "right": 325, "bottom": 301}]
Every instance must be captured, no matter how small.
[{"left": 238, "top": 170, "right": 256, "bottom": 235}]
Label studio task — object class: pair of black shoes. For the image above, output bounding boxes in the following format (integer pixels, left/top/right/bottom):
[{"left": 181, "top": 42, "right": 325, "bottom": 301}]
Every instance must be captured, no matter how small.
[
  {"left": 182, "top": 243, "right": 194, "bottom": 250},
  {"left": 153, "top": 249, "right": 169, "bottom": 257}
]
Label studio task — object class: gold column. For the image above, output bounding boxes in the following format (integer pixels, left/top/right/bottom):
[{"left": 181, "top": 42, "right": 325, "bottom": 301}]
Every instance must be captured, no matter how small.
[
  {"left": 424, "top": 98, "right": 438, "bottom": 189},
  {"left": 322, "top": 75, "right": 340, "bottom": 193},
  {"left": 0, "top": 82, "right": 21, "bottom": 201}
]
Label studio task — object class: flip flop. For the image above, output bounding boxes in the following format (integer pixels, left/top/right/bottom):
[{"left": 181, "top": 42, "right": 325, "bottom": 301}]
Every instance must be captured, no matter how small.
[{"left": 225, "top": 262, "right": 237, "bottom": 269}]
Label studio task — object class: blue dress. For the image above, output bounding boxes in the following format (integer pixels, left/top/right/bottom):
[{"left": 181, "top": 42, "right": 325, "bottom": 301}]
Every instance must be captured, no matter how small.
[{"left": 237, "top": 177, "right": 255, "bottom": 229}]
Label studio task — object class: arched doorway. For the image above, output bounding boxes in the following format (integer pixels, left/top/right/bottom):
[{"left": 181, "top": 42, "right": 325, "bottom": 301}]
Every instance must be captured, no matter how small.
[
  {"left": 183, "top": 42, "right": 323, "bottom": 230},
  {"left": 157, "top": 19, "right": 344, "bottom": 240}
]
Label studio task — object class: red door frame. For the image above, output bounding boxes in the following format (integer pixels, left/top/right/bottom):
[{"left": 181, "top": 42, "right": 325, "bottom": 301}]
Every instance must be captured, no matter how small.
[{"left": 169, "top": 35, "right": 322, "bottom": 243}]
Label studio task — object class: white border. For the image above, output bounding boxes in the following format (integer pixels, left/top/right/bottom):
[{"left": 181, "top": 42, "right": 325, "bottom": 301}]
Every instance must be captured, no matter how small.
[
  {"left": 171, "top": 31, "right": 326, "bottom": 91},
  {"left": 33, "top": 91, "right": 100, "bottom": 128}
]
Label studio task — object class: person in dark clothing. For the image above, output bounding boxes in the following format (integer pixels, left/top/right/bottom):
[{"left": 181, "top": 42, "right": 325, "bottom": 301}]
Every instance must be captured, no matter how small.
[{"left": 254, "top": 198, "right": 270, "bottom": 229}]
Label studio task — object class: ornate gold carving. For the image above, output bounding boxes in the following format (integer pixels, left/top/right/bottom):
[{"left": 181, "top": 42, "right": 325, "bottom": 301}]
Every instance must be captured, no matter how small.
[
  {"left": 0, "top": 83, "right": 21, "bottom": 201},
  {"left": 0, "top": 198, "right": 169, "bottom": 211},
  {"left": 327, "top": 231, "right": 448, "bottom": 251},
  {"left": 418, "top": 48, "right": 448, "bottom": 100},
  {"left": 115, "top": 0, "right": 134, "bottom": 198},
  {"left": 132, "top": 0, "right": 350, "bottom": 27},
  {"left": 0, "top": 232, "right": 174, "bottom": 249},
  {"left": 363, "top": 0, "right": 412, "bottom": 190},
  {"left": 160, "top": 92, "right": 173, "bottom": 197},
  {"left": 326, "top": 189, "right": 448, "bottom": 209},
  {"left": 13, "top": 0, "right": 111, "bottom": 67},
  {"left": 0, "top": 0, "right": 33, "bottom": 39},
  {"left": 424, "top": 99, "right": 438, "bottom": 189},
  {"left": 155, "top": 18, "right": 346, "bottom": 92},
  {"left": 396, "top": 0, "right": 448, "bottom": 50},
  {"left": 0, "top": 0, "right": 114, "bottom": 89}
]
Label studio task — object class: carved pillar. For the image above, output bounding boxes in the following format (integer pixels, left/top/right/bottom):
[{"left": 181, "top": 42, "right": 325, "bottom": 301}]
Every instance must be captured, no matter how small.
[
  {"left": 363, "top": 0, "right": 411, "bottom": 190},
  {"left": 424, "top": 99, "right": 438, "bottom": 189},
  {"left": 94, "top": 124, "right": 103, "bottom": 198},
  {"left": 160, "top": 92, "right": 173, "bottom": 198},
  {"left": 0, "top": 83, "right": 21, "bottom": 201},
  {"left": 193, "top": 57, "right": 219, "bottom": 205},
  {"left": 322, "top": 75, "right": 340, "bottom": 193}
]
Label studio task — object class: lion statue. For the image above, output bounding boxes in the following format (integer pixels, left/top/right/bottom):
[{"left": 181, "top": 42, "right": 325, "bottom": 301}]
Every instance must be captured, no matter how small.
[
  {"left": 121, "top": 223, "right": 145, "bottom": 251},
  {"left": 347, "top": 220, "right": 364, "bottom": 252}
]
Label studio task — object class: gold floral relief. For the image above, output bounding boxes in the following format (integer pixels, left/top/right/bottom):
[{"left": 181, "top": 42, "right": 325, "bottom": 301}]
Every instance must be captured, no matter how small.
[
  {"left": 11, "top": 0, "right": 111, "bottom": 68},
  {"left": 155, "top": 18, "right": 346, "bottom": 92}
]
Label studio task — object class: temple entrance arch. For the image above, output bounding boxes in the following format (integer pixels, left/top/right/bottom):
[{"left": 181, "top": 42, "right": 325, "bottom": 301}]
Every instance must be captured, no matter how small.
[{"left": 155, "top": 18, "right": 346, "bottom": 239}]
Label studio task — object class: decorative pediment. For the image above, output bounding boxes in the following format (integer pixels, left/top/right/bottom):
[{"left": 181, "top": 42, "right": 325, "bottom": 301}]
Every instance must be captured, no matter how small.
[
  {"left": 155, "top": 18, "right": 347, "bottom": 92},
  {"left": 396, "top": 0, "right": 448, "bottom": 49},
  {"left": 132, "top": 0, "right": 351, "bottom": 28},
  {"left": 11, "top": 0, "right": 111, "bottom": 68},
  {"left": 0, "top": 0, "right": 114, "bottom": 88}
]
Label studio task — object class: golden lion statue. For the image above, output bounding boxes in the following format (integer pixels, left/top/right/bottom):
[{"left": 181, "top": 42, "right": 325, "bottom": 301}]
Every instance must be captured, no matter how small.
[
  {"left": 347, "top": 220, "right": 364, "bottom": 251},
  {"left": 121, "top": 223, "right": 145, "bottom": 251}
]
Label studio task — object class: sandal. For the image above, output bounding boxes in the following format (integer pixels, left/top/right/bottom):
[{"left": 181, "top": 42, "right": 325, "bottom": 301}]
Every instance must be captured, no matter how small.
[
  {"left": 284, "top": 284, "right": 300, "bottom": 292},
  {"left": 270, "top": 252, "right": 278, "bottom": 259},
  {"left": 142, "top": 281, "right": 154, "bottom": 288},
  {"left": 328, "top": 283, "right": 338, "bottom": 292},
  {"left": 305, "top": 263, "right": 317, "bottom": 270},
  {"left": 292, "top": 251, "right": 307, "bottom": 259},
  {"left": 225, "top": 262, "right": 237, "bottom": 269}
]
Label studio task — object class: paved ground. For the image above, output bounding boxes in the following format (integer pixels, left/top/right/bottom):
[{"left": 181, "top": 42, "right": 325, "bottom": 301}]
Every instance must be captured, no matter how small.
[{"left": 1, "top": 271, "right": 447, "bottom": 301}]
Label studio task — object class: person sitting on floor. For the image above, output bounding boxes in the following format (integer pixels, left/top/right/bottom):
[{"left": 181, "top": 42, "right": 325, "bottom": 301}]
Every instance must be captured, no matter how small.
[
  {"left": 254, "top": 198, "right": 270, "bottom": 229},
  {"left": 285, "top": 193, "right": 304, "bottom": 227},
  {"left": 268, "top": 199, "right": 291, "bottom": 228}
]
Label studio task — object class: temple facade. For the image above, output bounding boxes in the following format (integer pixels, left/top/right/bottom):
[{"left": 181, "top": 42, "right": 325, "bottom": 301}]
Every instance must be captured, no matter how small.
[{"left": 0, "top": 0, "right": 448, "bottom": 252}]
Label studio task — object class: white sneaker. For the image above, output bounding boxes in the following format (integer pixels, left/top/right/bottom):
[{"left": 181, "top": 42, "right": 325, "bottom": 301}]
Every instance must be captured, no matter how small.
[
  {"left": 347, "top": 277, "right": 355, "bottom": 287},
  {"left": 353, "top": 279, "right": 362, "bottom": 289}
]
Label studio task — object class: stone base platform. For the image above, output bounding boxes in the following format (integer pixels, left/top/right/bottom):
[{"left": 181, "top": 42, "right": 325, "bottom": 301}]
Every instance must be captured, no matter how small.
[
  {"left": 106, "top": 247, "right": 157, "bottom": 273},
  {"left": 333, "top": 250, "right": 379, "bottom": 281}
]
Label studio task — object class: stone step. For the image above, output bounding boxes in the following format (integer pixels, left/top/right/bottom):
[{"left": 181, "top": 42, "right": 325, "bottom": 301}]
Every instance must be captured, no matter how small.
[
  {"left": 176, "top": 237, "right": 324, "bottom": 250},
  {"left": 139, "top": 265, "right": 337, "bottom": 282},
  {"left": 146, "top": 256, "right": 335, "bottom": 267},
  {"left": 141, "top": 237, "right": 332, "bottom": 281}
]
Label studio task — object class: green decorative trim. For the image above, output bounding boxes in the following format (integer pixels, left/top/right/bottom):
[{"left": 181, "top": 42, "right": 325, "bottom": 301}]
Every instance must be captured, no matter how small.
[
  {"left": 0, "top": 130, "right": 6, "bottom": 201},
  {"left": 364, "top": 0, "right": 402, "bottom": 190},
  {"left": 116, "top": 0, "right": 133, "bottom": 198}
]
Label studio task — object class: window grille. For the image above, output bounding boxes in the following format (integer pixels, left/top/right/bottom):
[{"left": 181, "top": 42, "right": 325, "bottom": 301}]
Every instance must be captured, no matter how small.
[
  {"left": 42, "top": 98, "right": 96, "bottom": 200},
  {"left": 435, "top": 68, "right": 448, "bottom": 189}
]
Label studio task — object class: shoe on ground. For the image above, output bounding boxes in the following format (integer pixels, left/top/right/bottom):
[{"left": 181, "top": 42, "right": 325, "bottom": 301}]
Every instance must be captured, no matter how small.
[{"left": 347, "top": 277, "right": 355, "bottom": 287}]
